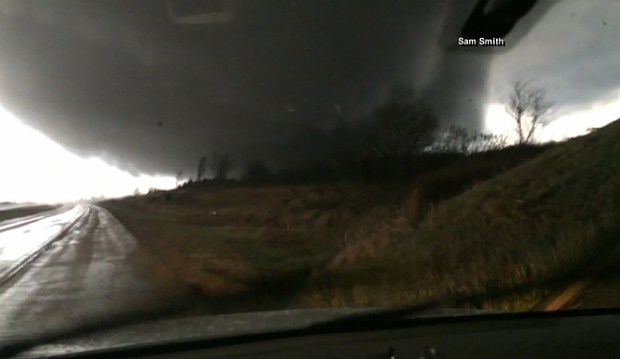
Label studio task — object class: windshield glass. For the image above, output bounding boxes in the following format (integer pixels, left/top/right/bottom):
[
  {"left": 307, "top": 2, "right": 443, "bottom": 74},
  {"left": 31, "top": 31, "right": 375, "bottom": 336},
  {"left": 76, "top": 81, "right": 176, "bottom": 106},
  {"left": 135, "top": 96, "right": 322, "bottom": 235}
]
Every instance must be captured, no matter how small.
[{"left": 1, "top": 0, "right": 620, "bottom": 352}]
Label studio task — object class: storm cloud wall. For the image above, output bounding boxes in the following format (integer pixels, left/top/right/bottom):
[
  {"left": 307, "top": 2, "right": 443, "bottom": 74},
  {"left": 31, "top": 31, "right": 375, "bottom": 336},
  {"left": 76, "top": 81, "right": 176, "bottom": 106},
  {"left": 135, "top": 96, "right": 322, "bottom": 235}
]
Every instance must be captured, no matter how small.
[{"left": 0, "top": 0, "right": 490, "bottom": 174}]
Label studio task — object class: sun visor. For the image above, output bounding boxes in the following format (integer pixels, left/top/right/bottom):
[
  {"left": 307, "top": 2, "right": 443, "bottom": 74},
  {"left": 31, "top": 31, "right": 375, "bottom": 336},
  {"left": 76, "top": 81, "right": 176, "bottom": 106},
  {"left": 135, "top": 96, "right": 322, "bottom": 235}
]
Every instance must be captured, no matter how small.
[{"left": 438, "top": 0, "right": 560, "bottom": 54}]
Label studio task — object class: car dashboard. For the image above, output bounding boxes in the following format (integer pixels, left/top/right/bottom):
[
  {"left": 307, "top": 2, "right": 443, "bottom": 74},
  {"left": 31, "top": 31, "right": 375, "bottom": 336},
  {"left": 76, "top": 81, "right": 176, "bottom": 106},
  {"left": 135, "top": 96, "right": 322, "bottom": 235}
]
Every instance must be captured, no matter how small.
[{"left": 26, "top": 310, "right": 620, "bottom": 359}]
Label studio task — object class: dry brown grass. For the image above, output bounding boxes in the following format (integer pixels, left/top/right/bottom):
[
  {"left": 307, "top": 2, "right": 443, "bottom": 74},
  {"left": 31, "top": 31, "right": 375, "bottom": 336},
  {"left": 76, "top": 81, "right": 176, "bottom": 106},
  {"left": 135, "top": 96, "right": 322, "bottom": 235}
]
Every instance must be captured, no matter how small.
[
  {"left": 327, "top": 149, "right": 541, "bottom": 268},
  {"left": 101, "top": 183, "right": 410, "bottom": 305},
  {"left": 101, "top": 140, "right": 554, "bottom": 311},
  {"left": 302, "top": 119, "right": 620, "bottom": 310}
]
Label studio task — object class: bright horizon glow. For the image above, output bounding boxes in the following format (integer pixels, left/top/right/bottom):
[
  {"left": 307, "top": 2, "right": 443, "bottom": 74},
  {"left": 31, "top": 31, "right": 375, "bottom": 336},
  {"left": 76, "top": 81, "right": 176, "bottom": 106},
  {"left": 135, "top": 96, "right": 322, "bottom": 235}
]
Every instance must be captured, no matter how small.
[
  {"left": 3, "top": 87, "right": 620, "bottom": 204},
  {"left": 0, "top": 105, "right": 177, "bottom": 204},
  {"left": 485, "top": 89, "right": 620, "bottom": 143}
]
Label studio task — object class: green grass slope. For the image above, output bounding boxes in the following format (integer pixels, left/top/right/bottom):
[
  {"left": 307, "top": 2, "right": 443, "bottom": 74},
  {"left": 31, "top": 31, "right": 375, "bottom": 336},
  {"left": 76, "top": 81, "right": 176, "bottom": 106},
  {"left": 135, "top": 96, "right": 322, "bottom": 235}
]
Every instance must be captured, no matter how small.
[{"left": 305, "top": 119, "right": 620, "bottom": 310}]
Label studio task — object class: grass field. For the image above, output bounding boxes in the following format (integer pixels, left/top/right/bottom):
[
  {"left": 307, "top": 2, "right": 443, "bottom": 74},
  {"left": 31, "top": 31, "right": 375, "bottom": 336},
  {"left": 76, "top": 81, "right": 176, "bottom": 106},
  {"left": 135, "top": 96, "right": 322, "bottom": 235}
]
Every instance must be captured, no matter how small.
[
  {"left": 101, "top": 184, "right": 410, "bottom": 312},
  {"left": 305, "top": 119, "right": 620, "bottom": 310},
  {"left": 98, "top": 121, "right": 620, "bottom": 313}
]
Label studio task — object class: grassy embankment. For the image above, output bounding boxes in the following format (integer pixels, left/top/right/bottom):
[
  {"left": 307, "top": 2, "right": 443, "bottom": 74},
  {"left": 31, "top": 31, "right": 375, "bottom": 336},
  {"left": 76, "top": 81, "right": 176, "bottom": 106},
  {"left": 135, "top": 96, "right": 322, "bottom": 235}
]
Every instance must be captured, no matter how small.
[
  {"left": 101, "top": 144, "right": 551, "bottom": 312},
  {"left": 305, "top": 120, "right": 620, "bottom": 311}
]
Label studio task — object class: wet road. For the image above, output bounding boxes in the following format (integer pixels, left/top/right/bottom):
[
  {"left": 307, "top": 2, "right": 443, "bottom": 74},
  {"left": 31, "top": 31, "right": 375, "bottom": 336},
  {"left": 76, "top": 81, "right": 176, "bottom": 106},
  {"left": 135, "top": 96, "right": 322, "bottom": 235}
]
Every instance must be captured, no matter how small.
[
  {"left": 0, "top": 205, "right": 83, "bottom": 283},
  {"left": 0, "top": 204, "right": 197, "bottom": 345}
]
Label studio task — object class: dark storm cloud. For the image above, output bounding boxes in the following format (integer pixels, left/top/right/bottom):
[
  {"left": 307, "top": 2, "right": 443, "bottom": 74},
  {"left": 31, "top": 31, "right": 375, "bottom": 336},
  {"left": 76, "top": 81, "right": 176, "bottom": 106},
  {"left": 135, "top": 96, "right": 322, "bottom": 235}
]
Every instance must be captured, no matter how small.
[{"left": 0, "top": 0, "right": 559, "bottom": 175}]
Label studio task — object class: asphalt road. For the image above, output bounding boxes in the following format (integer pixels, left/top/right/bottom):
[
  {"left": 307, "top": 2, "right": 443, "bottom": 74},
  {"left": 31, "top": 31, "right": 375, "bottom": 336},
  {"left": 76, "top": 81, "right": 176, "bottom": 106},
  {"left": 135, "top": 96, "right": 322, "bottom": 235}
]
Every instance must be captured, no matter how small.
[{"left": 0, "top": 204, "right": 199, "bottom": 347}]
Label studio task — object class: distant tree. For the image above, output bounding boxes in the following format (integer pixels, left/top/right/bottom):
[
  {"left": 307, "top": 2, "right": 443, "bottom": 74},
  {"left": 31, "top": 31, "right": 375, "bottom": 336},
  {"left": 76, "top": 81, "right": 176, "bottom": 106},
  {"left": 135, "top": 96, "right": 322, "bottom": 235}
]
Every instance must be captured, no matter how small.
[
  {"left": 470, "top": 132, "right": 508, "bottom": 152},
  {"left": 430, "top": 125, "right": 471, "bottom": 154},
  {"left": 429, "top": 125, "right": 508, "bottom": 154},
  {"left": 175, "top": 170, "right": 184, "bottom": 187},
  {"left": 197, "top": 156, "right": 207, "bottom": 181},
  {"left": 210, "top": 151, "right": 231, "bottom": 180},
  {"left": 504, "top": 81, "right": 554, "bottom": 144},
  {"left": 366, "top": 100, "right": 439, "bottom": 158}
]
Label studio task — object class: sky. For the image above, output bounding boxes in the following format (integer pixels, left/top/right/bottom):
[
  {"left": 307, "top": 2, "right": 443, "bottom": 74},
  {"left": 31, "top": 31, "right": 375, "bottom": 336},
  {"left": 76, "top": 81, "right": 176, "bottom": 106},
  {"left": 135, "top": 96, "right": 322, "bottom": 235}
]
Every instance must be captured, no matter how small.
[
  {"left": 485, "top": 0, "right": 620, "bottom": 141},
  {"left": 0, "top": 105, "right": 177, "bottom": 203},
  {"left": 0, "top": 0, "right": 619, "bottom": 203}
]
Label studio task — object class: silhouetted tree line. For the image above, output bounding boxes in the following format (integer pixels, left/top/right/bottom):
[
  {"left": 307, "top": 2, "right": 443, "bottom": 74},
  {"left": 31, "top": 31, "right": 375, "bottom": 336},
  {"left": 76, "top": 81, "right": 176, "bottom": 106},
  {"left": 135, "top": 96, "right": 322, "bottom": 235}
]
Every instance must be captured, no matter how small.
[
  {"left": 238, "top": 97, "right": 521, "bottom": 185},
  {"left": 181, "top": 84, "right": 552, "bottom": 188},
  {"left": 194, "top": 151, "right": 233, "bottom": 182}
]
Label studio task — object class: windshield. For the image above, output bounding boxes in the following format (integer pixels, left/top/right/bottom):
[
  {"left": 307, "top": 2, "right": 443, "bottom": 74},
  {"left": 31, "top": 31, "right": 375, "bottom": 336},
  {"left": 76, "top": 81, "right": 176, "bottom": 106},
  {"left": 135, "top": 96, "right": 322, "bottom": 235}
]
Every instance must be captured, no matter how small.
[{"left": 1, "top": 0, "right": 620, "bottom": 353}]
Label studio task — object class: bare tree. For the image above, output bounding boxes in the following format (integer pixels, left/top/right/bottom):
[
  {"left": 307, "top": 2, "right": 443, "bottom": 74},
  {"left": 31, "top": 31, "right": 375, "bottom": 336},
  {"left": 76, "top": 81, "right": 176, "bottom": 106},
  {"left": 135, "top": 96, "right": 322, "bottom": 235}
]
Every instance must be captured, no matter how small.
[
  {"left": 505, "top": 81, "right": 554, "bottom": 144},
  {"left": 430, "top": 125, "right": 471, "bottom": 154},
  {"left": 367, "top": 101, "right": 439, "bottom": 158},
  {"left": 429, "top": 125, "right": 507, "bottom": 154},
  {"left": 210, "top": 151, "right": 231, "bottom": 181},
  {"left": 175, "top": 170, "right": 184, "bottom": 187},
  {"left": 197, "top": 156, "right": 207, "bottom": 181},
  {"left": 469, "top": 132, "right": 508, "bottom": 153}
]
